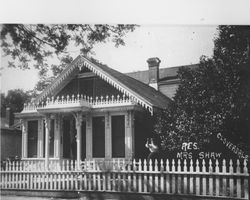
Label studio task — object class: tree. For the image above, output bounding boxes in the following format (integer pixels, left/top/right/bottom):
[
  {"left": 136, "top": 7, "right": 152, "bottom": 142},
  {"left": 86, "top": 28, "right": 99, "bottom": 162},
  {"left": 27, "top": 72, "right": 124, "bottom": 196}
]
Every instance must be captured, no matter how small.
[
  {"left": 1, "top": 89, "right": 33, "bottom": 117},
  {"left": 1, "top": 24, "right": 137, "bottom": 92},
  {"left": 1, "top": 24, "right": 137, "bottom": 69},
  {"left": 155, "top": 26, "right": 250, "bottom": 154}
]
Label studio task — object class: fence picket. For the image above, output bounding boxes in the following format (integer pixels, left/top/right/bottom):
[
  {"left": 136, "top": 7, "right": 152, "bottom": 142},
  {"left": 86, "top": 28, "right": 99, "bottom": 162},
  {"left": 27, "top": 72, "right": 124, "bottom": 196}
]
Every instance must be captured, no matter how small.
[
  {"left": 243, "top": 160, "right": 249, "bottom": 199},
  {"left": 138, "top": 159, "right": 142, "bottom": 193},
  {"left": 155, "top": 159, "right": 159, "bottom": 193},
  {"left": 222, "top": 159, "right": 227, "bottom": 196},
  {"left": 215, "top": 159, "right": 220, "bottom": 196},
  {"left": 172, "top": 159, "right": 176, "bottom": 194},
  {"left": 236, "top": 160, "right": 241, "bottom": 198},
  {"left": 127, "top": 165, "right": 131, "bottom": 192},
  {"left": 62, "top": 163, "right": 65, "bottom": 189},
  {"left": 209, "top": 159, "right": 213, "bottom": 196},
  {"left": 166, "top": 159, "right": 170, "bottom": 194},
  {"left": 133, "top": 159, "right": 137, "bottom": 192},
  {"left": 202, "top": 160, "right": 206, "bottom": 195},
  {"left": 189, "top": 160, "right": 194, "bottom": 194},
  {"left": 160, "top": 159, "right": 164, "bottom": 193},
  {"left": 177, "top": 160, "right": 181, "bottom": 194},
  {"left": 143, "top": 159, "right": 147, "bottom": 193},
  {"left": 149, "top": 159, "right": 153, "bottom": 193},
  {"left": 183, "top": 159, "right": 187, "bottom": 194},
  {"left": 229, "top": 159, "right": 234, "bottom": 196},
  {"left": 195, "top": 160, "right": 200, "bottom": 195}
]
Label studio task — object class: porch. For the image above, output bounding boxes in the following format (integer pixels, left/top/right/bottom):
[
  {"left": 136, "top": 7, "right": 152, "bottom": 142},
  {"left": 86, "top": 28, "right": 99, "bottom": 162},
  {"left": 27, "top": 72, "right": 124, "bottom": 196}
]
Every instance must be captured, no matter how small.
[
  {"left": 0, "top": 159, "right": 249, "bottom": 200},
  {"left": 17, "top": 94, "right": 154, "bottom": 171}
]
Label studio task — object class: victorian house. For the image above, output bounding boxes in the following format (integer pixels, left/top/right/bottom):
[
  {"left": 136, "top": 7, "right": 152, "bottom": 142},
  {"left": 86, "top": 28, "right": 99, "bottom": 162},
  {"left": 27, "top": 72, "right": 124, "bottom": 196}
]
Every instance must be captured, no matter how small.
[{"left": 16, "top": 55, "right": 197, "bottom": 169}]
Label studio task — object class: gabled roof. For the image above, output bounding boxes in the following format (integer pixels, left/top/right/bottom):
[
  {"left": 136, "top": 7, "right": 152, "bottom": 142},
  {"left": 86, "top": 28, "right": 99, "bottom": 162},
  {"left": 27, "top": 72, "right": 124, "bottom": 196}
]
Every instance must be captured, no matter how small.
[{"left": 34, "top": 56, "right": 171, "bottom": 114}]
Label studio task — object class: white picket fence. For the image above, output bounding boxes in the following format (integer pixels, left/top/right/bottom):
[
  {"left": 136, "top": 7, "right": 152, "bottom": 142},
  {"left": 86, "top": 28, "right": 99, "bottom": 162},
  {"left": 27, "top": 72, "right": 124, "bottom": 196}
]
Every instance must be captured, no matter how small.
[{"left": 0, "top": 159, "right": 249, "bottom": 199}]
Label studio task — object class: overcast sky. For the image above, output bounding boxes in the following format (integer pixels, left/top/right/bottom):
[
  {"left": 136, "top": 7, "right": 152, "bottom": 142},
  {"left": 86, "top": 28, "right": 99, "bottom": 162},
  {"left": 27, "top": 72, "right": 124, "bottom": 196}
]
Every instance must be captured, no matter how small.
[{"left": 1, "top": 25, "right": 218, "bottom": 93}]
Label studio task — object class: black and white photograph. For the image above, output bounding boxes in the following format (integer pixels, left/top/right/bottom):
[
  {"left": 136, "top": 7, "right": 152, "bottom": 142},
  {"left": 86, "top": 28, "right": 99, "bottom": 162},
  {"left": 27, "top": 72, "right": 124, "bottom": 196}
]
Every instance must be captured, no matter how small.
[{"left": 0, "top": 1, "right": 249, "bottom": 200}]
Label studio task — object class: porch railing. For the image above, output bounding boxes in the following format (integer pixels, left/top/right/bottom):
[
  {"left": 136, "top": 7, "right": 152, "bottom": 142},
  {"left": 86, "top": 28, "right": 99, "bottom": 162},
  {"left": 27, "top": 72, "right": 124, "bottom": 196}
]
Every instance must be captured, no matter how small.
[
  {"left": 0, "top": 159, "right": 249, "bottom": 199},
  {"left": 22, "top": 94, "right": 134, "bottom": 112}
]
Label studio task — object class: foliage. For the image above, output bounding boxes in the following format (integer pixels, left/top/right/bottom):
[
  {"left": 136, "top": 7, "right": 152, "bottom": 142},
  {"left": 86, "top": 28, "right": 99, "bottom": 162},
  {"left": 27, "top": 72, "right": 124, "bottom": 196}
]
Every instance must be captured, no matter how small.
[
  {"left": 34, "top": 55, "right": 74, "bottom": 92},
  {"left": 1, "top": 24, "right": 137, "bottom": 69},
  {"left": 1, "top": 24, "right": 137, "bottom": 92},
  {"left": 1, "top": 89, "right": 34, "bottom": 117},
  {"left": 155, "top": 25, "right": 250, "bottom": 154}
]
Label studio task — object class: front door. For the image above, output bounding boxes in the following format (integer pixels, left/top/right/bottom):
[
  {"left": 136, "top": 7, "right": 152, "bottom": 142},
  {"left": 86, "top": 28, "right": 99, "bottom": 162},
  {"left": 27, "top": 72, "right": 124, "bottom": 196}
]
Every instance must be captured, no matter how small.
[{"left": 112, "top": 115, "right": 125, "bottom": 158}]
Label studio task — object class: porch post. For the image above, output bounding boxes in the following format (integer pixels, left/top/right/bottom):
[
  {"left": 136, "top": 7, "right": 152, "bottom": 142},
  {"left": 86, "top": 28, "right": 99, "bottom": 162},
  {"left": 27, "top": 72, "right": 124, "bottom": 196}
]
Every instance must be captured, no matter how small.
[
  {"left": 37, "top": 119, "right": 44, "bottom": 158},
  {"left": 21, "top": 119, "right": 28, "bottom": 158},
  {"left": 75, "top": 112, "right": 83, "bottom": 170},
  {"left": 125, "top": 111, "right": 134, "bottom": 159},
  {"left": 105, "top": 112, "right": 112, "bottom": 159},
  {"left": 86, "top": 113, "right": 92, "bottom": 159},
  {"left": 44, "top": 116, "right": 51, "bottom": 170},
  {"left": 54, "top": 114, "right": 61, "bottom": 159}
]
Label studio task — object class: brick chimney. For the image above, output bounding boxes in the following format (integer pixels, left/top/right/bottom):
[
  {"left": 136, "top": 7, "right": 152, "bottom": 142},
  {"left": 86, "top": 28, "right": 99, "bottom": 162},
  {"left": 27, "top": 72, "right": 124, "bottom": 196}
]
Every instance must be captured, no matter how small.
[{"left": 147, "top": 57, "right": 161, "bottom": 90}]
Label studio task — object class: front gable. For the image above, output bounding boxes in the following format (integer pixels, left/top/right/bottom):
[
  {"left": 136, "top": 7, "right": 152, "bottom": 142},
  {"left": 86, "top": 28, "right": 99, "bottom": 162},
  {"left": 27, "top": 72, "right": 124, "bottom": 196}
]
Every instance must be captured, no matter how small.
[
  {"left": 21, "top": 56, "right": 171, "bottom": 115},
  {"left": 56, "top": 70, "right": 123, "bottom": 100}
]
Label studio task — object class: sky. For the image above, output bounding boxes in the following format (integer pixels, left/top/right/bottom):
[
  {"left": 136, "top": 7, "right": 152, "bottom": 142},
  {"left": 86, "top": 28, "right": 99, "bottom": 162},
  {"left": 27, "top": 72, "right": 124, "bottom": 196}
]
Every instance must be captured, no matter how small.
[{"left": 0, "top": 25, "right": 218, "bottom": 94}]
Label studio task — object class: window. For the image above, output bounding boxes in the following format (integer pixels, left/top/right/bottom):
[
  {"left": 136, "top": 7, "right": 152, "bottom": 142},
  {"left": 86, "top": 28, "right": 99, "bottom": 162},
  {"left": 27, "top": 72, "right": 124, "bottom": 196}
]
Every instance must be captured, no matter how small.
[
  {"left": 81, "top": 121, "right": 86, "bottom": 160},
  {"left": 112, "top": 115, "right": 125, "bottom": 157},
  {"left": 28, "top": 120, "right": 38, "bottom": 158},
  {"left": 92, "top": 116, "right": 105, "bottom": 158},
  {"left": 62, "top": 119, "right": 71, "bottom": 159}
]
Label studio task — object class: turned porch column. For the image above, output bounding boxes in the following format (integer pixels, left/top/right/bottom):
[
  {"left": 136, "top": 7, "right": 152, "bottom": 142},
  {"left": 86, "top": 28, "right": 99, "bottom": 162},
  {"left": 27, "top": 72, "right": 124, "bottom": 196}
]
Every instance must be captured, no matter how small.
[
  {"left": 21, "top": 119, "right": 28, "bottom": 158},
  {"left": 54, "top": 114, "right": 61, "bottom": 159},
  {"left": 105, "top": 112, "right": 112, "bottom": 159},
  {"left": 44, "top": 116, "right": 51, "bottom": 170},
  {"left": 86, "top": 113, "right": 92, "bottom": 159},
  {"left": 37, "top": 119, "right": 44, "bottom": 158},
  {"left": 74, "top": 112, "right": 83, "bottom": 170},
  {"left": 125, "top": 111, "right": 134, "bottom": 159}
]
